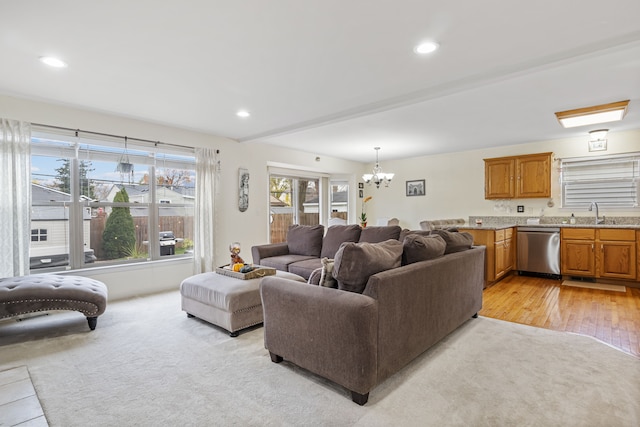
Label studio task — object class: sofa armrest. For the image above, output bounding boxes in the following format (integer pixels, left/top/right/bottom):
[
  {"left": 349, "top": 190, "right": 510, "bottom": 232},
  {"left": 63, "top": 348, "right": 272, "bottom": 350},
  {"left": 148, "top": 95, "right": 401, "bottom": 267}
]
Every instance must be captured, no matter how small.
[
  {"left": 251, "top": 242, "right": 289, "bottom": 265},
  {"left": 260, "top": 276, "right": 378, "bottom": 395}
]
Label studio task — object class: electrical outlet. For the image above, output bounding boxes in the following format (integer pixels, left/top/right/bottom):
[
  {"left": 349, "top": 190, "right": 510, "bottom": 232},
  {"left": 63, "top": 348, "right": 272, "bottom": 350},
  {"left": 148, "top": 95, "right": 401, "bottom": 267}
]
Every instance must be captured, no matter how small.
[{"left": 517, "top": 205, "right": 524, "bottom": 213}]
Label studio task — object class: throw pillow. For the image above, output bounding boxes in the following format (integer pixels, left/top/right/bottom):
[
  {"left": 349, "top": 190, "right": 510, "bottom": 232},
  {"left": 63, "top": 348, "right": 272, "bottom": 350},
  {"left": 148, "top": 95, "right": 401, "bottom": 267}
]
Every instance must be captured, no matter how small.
[
  {"left": 430, "top": 229, "right": 474, "bottom": 254},
  {"left": 332, "top": 239, "right": 403, "bottom": 294},
  {"left": 308, "top": 267, "right": 322, "bottom": 285},
  {"left": 287, "top": 224, "right": 325, "bottom": 257},
  {"left": 402, "top": 234, "right": 446, "bottom": 265},
  {"left": 359, "top": 225, "right": 402, "bottom": 243},
  {"left": 319, "top": 257, "right": 338, "bottom": 288},
  {"left": 321, "top": 224, "right": 362, "bottom": 259},
  {"left": 398, "top": 228, "right": 433, "bottom": 241}
]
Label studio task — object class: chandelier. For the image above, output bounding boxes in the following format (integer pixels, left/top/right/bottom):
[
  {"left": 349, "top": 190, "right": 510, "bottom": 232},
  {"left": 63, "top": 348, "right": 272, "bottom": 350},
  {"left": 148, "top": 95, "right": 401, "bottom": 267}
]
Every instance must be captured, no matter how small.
[{"left": 362, "top": 147, "right": 394, "bottom": 188}]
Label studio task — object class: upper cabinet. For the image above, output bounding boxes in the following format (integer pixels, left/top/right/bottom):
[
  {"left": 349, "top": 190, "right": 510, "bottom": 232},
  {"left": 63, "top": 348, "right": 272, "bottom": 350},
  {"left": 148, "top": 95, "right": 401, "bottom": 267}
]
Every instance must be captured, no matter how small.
[{"left": 484, "top": 152, "right": 552, "bottom": 199}]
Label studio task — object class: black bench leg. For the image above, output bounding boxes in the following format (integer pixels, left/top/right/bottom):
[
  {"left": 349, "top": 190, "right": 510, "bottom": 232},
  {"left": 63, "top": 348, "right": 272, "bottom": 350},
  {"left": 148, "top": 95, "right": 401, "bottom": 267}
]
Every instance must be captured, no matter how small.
[
  {"left": 87, "top": 316, "right": 98, "bottom": 330},
  {"left": 351, "top": 391, "right": 369, "bottom": 405},
  {"left": 472, "top": 313, "right": 479, "bottom": 318},
  {"left": 229, "top": 331, "right": 239, "bottom": 337}
]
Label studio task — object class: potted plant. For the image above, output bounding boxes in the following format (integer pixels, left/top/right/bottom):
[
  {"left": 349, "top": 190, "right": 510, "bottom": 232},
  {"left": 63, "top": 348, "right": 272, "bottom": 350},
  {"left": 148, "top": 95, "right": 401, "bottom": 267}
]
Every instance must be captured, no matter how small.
[{"left": 360, "top": 196, "right": 372, "bottom": 227}]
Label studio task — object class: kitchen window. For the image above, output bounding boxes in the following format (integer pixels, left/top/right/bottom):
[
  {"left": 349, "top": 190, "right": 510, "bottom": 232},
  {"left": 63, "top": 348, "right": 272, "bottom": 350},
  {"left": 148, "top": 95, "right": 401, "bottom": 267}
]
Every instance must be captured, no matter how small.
[{"left": 561, "top": 152, "right": 640, "bottom": 208}]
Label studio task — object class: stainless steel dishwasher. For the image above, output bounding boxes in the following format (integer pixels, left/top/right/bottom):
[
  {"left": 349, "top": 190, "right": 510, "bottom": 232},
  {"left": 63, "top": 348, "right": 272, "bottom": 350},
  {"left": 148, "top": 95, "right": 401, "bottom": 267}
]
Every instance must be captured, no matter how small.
[{"left": 517, "top": 227, "right": 561, "bottom": 279}]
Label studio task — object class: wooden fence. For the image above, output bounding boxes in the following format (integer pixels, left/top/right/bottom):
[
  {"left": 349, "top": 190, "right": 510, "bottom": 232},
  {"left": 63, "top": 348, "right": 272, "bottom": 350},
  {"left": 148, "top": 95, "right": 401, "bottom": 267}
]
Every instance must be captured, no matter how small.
[{"left": 90, "top": 212, "right": 194, "bottom": 259}]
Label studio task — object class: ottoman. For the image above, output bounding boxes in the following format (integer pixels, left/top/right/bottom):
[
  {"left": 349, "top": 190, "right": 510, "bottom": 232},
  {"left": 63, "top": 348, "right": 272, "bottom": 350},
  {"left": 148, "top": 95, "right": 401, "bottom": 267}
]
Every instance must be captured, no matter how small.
[{"left": 180, "top": 270, "right": 305, "bottom": 336}]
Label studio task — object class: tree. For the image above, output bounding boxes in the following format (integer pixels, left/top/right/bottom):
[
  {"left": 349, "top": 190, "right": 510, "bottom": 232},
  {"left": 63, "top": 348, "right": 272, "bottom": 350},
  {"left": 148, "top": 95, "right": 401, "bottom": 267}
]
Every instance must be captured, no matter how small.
[
  {"left": 54, "top": 159, "right": 95, "bottom": 199},
  {"left": 102, "top": 188, "right": 136, "bottom": 259},
  {"left": 139, "top": 169, "right": 192, "bottom": 187}
]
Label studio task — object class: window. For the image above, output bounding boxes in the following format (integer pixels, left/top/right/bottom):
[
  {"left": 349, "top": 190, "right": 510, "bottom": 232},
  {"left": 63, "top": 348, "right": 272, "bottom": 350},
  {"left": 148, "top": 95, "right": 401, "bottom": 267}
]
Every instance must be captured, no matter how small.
[
  {"left": 329, "top": 180, "right": 349, "bottom": 224},
  {"left": 561, "top": 152, "right": 640, "bottom": 208},
  {"left": 31, "top": 229, "right": 47, "bottom": 242},
  {"left": 30, "top": 130, "right": 195, "bottom": 271},
  {"left": 269, "top": 170, "right": 322, "bottom": 243}
]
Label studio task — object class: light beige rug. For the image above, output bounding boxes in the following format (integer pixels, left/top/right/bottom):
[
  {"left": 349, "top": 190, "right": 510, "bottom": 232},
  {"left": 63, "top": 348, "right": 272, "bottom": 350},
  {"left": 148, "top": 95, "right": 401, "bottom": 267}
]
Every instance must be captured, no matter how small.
[
  {"left": 562, "top": 280, "right": 626, "bottom": 292},
  {"left": 1, "top": 291, "right": 638, "bottom": 426}
]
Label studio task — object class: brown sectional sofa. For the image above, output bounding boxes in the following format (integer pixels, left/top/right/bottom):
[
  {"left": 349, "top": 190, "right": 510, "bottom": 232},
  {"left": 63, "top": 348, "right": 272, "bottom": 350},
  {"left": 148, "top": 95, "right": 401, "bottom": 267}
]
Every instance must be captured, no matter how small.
[
  {"left": 258, "top": 226, "right": 485, "bottom": 405},
  {"left": 251, "top": 224, "right": 402, "bottom": 280}
]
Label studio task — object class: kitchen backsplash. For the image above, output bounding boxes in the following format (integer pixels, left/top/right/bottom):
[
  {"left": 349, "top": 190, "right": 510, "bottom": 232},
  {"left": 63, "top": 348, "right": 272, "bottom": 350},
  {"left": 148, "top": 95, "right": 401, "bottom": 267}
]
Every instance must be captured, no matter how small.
[{"left": 468, "top": 215, "right": 640, "bottom": 226}]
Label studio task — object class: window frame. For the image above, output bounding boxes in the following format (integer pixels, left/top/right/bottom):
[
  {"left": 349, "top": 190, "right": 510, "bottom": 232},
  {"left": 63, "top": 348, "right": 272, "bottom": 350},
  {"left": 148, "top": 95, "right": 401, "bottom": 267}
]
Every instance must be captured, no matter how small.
[
  {"left": 30, "top": 129, "right": 196, "bottom": 272},
  {"left": 560, "top": 152, "right": 640, "bottom": 209}
]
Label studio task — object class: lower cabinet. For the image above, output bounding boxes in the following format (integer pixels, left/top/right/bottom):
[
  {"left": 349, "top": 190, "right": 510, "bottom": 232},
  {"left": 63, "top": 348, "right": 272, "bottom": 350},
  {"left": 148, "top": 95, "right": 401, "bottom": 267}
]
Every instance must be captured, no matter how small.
[
  {"left": 462, "top": 227, "right": 515, "bottom": 286},
  {"left": 561, "top": 228, "right": 637, "bottom": 280}
]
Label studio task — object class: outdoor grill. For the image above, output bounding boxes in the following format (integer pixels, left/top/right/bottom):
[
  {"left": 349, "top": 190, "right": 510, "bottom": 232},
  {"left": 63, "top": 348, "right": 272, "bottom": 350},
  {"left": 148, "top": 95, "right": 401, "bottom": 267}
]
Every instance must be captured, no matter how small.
[{"left": 159, "top": 231, "right": 176, "bottom": 256}]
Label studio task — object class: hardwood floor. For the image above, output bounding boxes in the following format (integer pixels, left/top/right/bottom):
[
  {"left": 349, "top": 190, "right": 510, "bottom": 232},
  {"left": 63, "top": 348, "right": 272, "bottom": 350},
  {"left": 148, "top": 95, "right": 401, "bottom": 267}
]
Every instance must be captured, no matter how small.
[{"left": 480, "top": 274, "right": 640, "bottom": 358}]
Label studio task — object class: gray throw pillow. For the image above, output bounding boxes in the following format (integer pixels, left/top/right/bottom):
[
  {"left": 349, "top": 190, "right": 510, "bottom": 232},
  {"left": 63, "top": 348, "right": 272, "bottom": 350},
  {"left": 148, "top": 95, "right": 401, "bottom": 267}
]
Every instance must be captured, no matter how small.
[
  {"left": 321, "top": 224, "right": 362, "bottom": 259},
  {"left": 359, "top": 225, "right": 402, "bottom": 243},
  {"left": 287, "top": 224, "right": 325, "bottom": 257},
  {"left": 332, "top": 239, "right": 403, "bottom": 294},
  {"left": 319, "top": 257, "right": 338, "bottom": 288},
  {"left": 398, "top": 228, "right": 433, "bottom": 242},
  {"left": 307, "top": 267, "right": 322, "bottom": 285},
  {"left": 402, "top": 234, "right": 446, "bottom": 265},
  {"left": 430, "top": 229, "right": 474, "bottom": 254}
]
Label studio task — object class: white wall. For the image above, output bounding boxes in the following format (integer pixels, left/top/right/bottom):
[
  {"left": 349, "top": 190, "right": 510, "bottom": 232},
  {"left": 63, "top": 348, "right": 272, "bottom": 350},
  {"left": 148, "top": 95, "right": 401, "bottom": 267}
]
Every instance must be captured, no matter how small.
[
  {"left": 1, "top": 94, "right": 362, "bottom": 299},
  {"left": 364, "top": 129, "right": 640, "bottom": 230}
]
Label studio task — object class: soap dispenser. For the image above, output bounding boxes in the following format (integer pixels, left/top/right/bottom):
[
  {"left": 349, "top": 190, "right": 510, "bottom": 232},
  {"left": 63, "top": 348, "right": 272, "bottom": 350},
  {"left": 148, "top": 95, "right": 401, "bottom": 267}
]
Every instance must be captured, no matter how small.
[{"left": 570, "top": 213, "right": 576, "bottom": 225}]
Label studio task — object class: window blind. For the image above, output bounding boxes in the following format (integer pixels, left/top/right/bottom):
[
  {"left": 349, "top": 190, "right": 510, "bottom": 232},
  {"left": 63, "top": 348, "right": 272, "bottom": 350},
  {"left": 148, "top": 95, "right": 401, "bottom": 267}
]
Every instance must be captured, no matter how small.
[{"left": 561, "top": 153, "right": 640, "bottom": 208}]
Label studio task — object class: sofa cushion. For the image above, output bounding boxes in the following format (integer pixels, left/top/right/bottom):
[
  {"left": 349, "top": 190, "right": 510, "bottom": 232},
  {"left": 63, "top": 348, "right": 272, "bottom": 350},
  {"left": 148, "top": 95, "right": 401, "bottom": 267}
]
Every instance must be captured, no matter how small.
[
  {"left": 430, "top": 229, "right": 474, "bottom": 254},
  {"left": 259, "top": 254, "right": 316, "bottom": 272},
  {"left": 398, "top": 228, "right": 433, "bottom": 242},
  {"left": 321, "top": 224, "right": 362, "bottom": 259},
  {"left": 287, "top": 224, "right": 325, "bottom": 257},
  {"left": 332, "top": 239, "right": 403, "bottom": 294},
  {"left": 358, "top": 225, "right": 402, "bottom": 243},
  {"left": 402, "top": 234, "right": 446, "bottom": 265},
  {"left": 288, "top": 258, "right": 322, "bottom": 280}
]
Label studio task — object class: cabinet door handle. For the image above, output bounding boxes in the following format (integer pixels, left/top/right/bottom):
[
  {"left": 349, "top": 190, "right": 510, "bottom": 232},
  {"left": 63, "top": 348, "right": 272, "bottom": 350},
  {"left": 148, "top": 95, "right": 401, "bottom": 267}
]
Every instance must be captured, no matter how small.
[{"left": 591, "top": 244, "right": 594, "bottom": 251}]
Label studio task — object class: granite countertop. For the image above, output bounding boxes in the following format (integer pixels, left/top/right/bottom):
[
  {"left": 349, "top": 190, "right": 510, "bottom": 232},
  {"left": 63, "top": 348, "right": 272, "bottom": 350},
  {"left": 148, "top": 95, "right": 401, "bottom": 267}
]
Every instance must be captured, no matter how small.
[{"left": 459, "top": 223, "right": 640, "bottom": 230}]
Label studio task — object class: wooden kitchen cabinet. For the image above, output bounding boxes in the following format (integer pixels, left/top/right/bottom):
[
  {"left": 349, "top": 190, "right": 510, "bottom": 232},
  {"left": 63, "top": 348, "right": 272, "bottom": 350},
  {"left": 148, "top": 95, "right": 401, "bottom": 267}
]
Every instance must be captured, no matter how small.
[
  {"left": 462, "top": 227, "right": 515, "bottom": 286},
  {"left": 484, "top": 152, "right": 552, "bottom": 199},
  {"left": 561, "top": 228, "right": 636, "bottom": 280}
]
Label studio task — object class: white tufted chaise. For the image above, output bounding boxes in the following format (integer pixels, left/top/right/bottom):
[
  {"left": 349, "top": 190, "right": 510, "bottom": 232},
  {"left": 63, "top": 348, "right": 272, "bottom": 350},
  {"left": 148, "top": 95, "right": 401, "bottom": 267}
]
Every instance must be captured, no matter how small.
[{"left": 0, "top": 275, "right": 108, "bottom": 330}]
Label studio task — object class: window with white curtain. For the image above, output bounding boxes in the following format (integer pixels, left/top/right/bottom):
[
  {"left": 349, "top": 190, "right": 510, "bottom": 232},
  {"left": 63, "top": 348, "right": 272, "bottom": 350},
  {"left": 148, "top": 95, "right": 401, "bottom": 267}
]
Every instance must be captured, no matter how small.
[
  {"left": 30, "top": 129, "right": 196, "bottom": 271},
  {"left": 561, "top": 152, "right": 640, "bottom": 209}
]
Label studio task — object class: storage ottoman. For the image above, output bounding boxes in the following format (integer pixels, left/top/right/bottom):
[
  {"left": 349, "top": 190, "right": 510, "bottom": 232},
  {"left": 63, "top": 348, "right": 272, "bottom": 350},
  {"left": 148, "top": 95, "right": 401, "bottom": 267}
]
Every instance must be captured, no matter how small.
[{"left": 180, "top": 270, "right": 305, "bottom": 336}]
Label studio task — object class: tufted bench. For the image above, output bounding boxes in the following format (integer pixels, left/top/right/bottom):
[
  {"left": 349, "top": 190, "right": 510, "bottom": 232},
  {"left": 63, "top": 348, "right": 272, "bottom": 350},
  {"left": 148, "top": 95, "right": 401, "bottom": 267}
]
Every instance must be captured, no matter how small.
[{"left": 0, "top": 275, "right": 108, "bottom": 330}]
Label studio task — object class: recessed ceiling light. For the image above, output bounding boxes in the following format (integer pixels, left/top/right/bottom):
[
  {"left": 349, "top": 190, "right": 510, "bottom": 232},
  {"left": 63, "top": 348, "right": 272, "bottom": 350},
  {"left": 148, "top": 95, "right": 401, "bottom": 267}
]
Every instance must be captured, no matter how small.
[
  {"left": 414, "top": 41, "right": 439, "bottom": 55},
  {"left": 236, "top": 110, "right": 250, "bottom": 118},
  {"left": 39, "top": 56, "right": 67, "bottom": 68}
]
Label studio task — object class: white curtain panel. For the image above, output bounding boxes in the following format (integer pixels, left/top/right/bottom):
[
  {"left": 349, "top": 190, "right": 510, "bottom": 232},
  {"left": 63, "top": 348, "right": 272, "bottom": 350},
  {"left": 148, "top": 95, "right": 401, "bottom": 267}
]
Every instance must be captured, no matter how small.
[
  {"left": 194, "top": 147, "right": 218, "bottom": 273},
  {"left": 0, "top": 119, "right": 31, "bottom": 278}
]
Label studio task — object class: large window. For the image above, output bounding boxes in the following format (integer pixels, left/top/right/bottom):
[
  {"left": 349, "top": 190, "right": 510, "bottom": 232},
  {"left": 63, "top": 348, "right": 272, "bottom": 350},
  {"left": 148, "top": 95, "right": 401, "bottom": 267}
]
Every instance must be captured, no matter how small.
[
  {"left": 561, "top": 153, "right": 640, "bottom": 209},
  {"left": 30, "top": 130, "right": 195, "bottom": 271},
  {"left": 269, "top": 171, "right": 322, "bottom": 243}
]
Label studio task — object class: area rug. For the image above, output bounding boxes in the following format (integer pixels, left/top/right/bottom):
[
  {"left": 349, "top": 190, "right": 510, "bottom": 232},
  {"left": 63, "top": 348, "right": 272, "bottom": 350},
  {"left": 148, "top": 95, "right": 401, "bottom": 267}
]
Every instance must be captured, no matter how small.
[
  {"left": 0, "top": 291, "right": 638, "bottom": 426},
  {"left": 562, "top": 280, "right": 626, "bottom": 292}
]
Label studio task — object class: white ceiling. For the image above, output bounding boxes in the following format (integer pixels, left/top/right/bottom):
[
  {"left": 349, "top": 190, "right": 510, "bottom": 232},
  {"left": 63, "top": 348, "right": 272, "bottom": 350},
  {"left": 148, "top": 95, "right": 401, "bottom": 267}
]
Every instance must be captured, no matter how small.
[{"left": 1, "top": 1, "right": 639, "bottom": 162}]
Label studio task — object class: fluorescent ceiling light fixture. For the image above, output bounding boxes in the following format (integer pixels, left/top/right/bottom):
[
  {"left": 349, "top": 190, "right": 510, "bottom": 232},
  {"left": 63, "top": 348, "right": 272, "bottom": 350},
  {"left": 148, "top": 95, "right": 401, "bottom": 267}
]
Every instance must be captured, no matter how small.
[
  {"left": 39, "top": 56, "right": 67, "bottom": 68},
  {"left": 414, "top": 41, "right": 439, "bottom": 55},
  {"left": 236, "top": 110, "right": 250, "bottom": 118},
  {"left": 555, "top": 100, "right": 629, "bottom": 128}
]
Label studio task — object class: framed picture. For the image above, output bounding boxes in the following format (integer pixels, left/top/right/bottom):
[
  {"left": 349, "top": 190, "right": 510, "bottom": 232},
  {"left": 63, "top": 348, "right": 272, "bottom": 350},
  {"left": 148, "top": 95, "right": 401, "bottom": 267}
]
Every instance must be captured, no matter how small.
[
  {"left": 588, "top": 139, "right": 607, "bottom": 152},
  {"left": 406, "top": 179, "right": 425, "bottom": 197},
  {"left": 238, "top": 168, "right": 249, "bottom": 212},
  {"left": 358, "top": 182, "right": 364, "bottom": 189}
]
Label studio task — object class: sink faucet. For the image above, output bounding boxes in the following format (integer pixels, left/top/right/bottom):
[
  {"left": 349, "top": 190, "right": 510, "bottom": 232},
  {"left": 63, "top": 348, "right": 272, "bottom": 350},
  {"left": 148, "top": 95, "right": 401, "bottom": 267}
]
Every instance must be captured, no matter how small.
[{"left": 588, "top": 202, "right": 605, "bottom": 224}]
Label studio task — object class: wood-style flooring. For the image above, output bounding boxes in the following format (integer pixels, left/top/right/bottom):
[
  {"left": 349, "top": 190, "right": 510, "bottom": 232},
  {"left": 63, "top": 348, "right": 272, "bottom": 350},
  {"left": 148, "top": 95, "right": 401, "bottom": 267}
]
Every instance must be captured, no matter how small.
[{"left": 480, "top": 274, "right": 640, "bottom": 358}]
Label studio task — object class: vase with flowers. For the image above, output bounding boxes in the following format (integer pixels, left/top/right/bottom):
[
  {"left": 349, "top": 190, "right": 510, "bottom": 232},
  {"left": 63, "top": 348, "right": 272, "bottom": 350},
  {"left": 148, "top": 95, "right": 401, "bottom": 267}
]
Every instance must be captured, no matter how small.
[{"left": 360, "top": 196, "right": 372, "bottom": 227}]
